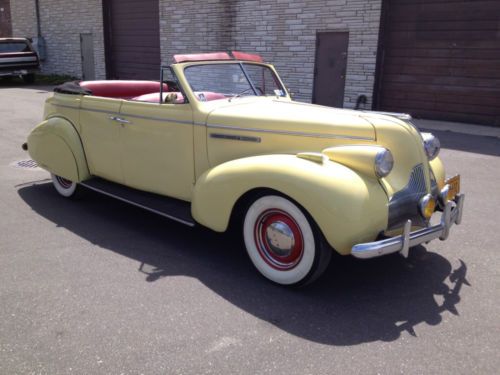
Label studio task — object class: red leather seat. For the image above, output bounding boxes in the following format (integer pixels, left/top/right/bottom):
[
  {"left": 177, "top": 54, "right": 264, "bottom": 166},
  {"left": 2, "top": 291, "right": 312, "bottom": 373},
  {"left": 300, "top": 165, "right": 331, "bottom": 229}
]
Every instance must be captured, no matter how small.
[
  {"left": 79, "top": 80, "right": 168, "bottom": 99},
  {"left": 132, "top": 91, "right": 226, "bottom": 103}
]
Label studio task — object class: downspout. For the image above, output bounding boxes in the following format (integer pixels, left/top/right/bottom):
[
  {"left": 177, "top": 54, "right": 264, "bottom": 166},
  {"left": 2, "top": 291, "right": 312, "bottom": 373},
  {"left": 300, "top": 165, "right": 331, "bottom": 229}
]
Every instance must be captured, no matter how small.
[
  {"left": 35, "top": 0, "right": 41, "bottom": 37},
  {"left": 34, "top": 0, "right": 46, "bottom": 60}
]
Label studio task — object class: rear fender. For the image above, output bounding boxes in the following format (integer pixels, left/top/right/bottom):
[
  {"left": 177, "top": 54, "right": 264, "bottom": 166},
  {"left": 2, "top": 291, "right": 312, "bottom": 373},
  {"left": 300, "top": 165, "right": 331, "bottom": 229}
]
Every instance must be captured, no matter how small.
[
  {"left": 192, "top": 154, "right": 388, "bottom": 255},
  {"left": 27, "top": 117, "right": 90, "bottom": 182}
]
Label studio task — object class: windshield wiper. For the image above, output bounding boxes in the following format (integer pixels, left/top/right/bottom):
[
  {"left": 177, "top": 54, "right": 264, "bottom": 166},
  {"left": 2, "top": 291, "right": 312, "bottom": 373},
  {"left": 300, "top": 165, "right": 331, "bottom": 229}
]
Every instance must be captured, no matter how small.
[{"left": 229, "top": 87, "right": 255, "bottom": 101}]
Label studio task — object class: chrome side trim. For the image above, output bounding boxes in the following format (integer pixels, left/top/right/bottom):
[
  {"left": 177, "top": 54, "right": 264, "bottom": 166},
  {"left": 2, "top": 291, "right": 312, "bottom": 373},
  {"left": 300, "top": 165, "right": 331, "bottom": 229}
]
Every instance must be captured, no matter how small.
[
  {"left": 210, "top": 133, "right": 261, "bottom": 143},
  {"left": 54, "top": 102, "right": 374, "bottom": 140},
  {"left": 51, "top": 103, "right": 80, "bottom": 110},
  {"left": 352, "top": 194, "right": 465, "bottom": 259},
  {"left": 206, "top": 123, "right": 374, "bottom": 141},
  {"left": 362, "top": 110, "right": 412, "bottom": 121},
  {"left": 53, "top": 103, "right": 203, "bottom": 126},
  {"left": 120, "top": 112, "right": 194, "bottom": 125},
  {"left": 0, "top": 56, "right": 38, "bottom": 63},
  {"left": 79, "top": 181, "right": 195, "bottom": 227}
]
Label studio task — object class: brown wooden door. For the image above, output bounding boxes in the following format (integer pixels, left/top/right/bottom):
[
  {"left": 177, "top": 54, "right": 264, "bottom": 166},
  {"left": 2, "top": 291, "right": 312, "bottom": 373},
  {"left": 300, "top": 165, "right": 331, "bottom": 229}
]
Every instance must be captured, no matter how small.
[
  {"left": 103, "top": 0, "right": 160, "bottom": 80},
  {"left": 312, "top": 32, "right": 349, "bottom": 108},
  {"left": 0, "top": 0, "right": 12, "bottom": 38},
  {"left": 375, "top": 0, "right": 500, "bottom": 126}
]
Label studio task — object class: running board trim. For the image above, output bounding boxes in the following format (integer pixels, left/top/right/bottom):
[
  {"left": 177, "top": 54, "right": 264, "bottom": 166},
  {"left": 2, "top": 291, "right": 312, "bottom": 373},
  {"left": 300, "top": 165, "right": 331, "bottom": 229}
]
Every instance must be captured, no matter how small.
[{"left": 80, "top": 181, "right": 195, "bottom": 227}]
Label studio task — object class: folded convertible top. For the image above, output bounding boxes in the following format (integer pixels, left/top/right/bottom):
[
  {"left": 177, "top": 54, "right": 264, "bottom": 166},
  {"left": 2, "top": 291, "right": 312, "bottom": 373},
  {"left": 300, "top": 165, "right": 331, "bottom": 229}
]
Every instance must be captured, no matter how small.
[{"left": 53, "top": 81, "right": 92, "bottom": 95}]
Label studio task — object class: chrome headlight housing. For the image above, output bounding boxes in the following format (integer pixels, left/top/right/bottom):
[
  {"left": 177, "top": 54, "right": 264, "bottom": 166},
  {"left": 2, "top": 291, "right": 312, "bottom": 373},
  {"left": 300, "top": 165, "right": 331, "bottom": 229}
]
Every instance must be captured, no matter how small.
[
  {"left": 421, "top": 132, "right": 441, "bottom": 160},
  {"left": 374, "top": 148, "right": 394, "bottom": 178}
]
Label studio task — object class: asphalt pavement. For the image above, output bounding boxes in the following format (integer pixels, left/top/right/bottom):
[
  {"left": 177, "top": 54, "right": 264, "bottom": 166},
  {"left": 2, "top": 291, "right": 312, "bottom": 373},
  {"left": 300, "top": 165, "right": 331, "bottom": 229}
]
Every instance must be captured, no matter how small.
[{"left": 0, "top": 83, "right": 499, "bottom": 374}]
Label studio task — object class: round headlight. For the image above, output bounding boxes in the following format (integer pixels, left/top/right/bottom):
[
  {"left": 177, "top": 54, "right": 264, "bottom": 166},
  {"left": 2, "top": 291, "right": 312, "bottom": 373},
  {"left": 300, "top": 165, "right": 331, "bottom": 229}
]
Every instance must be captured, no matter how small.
[
  {"left": 374, "top": 148, "right": 394, "bottom": 178},
  {"left": 421, "top": 132, "right": 441, "bottom": 160}
]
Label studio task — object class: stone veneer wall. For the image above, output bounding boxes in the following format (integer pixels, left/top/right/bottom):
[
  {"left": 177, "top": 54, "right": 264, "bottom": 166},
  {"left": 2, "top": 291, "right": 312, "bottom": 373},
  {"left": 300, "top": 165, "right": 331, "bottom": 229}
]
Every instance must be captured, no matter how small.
[
  {"left": 10, "top": 0, "right": 382, "bottom": 106},
  {"left": 10, "top": 0, "right": 106, "bottom": 79},
  {"left": 160, "top": 0, "right": 382, "bottom": 108}
]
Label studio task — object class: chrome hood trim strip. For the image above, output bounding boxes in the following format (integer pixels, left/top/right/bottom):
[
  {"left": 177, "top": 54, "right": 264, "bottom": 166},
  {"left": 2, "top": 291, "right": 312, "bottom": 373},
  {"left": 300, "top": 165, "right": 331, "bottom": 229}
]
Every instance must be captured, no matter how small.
[{"left": 206, "top": 123, "right": 374, "bottom": 141}]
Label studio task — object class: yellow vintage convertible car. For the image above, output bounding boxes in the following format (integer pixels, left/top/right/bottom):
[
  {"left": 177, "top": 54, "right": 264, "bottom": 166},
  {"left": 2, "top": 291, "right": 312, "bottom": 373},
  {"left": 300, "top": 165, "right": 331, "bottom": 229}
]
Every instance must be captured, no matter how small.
[{"left": 25, "top": 51, "right": 464, "bottom": 286}]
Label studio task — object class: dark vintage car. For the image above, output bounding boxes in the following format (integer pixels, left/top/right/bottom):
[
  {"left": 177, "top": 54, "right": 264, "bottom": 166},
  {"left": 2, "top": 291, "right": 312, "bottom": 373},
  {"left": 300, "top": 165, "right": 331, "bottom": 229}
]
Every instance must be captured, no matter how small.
[{"left": 0, "top": 37, "right": 40, "bottom": 83}]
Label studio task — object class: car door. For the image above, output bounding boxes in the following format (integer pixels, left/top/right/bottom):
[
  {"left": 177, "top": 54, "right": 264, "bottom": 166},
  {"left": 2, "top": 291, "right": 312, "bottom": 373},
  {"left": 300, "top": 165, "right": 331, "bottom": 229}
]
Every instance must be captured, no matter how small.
[
  {"left": 79, "top": 96, "right": 124, "bottom": 183},
  {"left": 118, "top": 100, "right": 195, "bottom": 201}
]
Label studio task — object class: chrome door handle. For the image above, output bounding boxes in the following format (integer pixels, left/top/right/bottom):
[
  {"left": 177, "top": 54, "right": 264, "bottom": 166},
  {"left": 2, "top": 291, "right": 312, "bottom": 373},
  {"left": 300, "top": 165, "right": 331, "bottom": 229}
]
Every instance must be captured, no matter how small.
[{"left": 109, "top": 116, "right": 131, "bottom": 124}]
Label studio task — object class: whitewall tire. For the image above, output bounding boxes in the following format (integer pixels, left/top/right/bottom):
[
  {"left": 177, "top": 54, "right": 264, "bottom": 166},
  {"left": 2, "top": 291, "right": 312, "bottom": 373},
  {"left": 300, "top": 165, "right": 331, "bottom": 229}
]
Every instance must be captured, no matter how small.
[
  {"left": 51, "top": 173, "right": 78, "bottom": 198},
  {"left": 243, "top": 195, "right": 331, "bottom": 286}
]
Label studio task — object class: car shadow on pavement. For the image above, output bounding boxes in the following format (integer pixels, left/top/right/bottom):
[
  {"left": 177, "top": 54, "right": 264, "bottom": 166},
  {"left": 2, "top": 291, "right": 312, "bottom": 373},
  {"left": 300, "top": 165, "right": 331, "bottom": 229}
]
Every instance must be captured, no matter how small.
[
  {"left": 420, "top": 128, "right": 500, "bottom": 157},
  {"left": 18, "top": 182, "right": 470, "bottom": 346}
]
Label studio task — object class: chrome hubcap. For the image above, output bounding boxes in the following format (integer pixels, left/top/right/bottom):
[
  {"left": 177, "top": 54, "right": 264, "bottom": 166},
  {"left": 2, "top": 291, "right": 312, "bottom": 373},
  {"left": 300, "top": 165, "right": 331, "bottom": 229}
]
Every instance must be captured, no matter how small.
[
  {"left": 254, "top": 209, "right": 304, "bottom": 270},
  {"left": 265, "top": 221, "right": 295, "bottom": 257}
]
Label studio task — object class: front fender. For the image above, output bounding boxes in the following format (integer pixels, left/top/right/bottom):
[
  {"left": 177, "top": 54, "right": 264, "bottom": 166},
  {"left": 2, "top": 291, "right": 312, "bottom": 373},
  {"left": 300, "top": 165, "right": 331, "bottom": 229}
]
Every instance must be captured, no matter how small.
[
  {"left": 192, "top": 154, "right": 388, "bottom": 255},
  {"left": 27, "top": 117, "right": 90, "bottom": 182},
  {"left": 429, "top": 156, "right": 446, "bottom": 189}
]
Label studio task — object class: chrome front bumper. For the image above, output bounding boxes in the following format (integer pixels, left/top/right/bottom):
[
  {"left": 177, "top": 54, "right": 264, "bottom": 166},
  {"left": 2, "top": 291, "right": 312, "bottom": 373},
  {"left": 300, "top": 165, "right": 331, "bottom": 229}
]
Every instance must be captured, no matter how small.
[{"left": 351, "top": 194, "right": 465, "bottom": 259}]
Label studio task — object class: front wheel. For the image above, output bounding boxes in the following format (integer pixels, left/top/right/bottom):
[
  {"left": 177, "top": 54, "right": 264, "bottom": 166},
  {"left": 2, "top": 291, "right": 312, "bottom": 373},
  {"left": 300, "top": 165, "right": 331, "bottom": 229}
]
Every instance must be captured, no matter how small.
[
  {"left": 243, "top": 195, "right": 332, "bottom": 286},
  {"left": 51, "top": 173, "right": 79, "bottom": 198}
]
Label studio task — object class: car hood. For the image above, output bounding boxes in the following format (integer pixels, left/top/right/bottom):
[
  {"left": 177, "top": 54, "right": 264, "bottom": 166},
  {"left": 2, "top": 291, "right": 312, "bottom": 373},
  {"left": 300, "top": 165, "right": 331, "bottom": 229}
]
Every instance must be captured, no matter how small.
[
  {"left": 205, "top": 98, "right": 376, "bottom": 141},
  {"left": 204, "top": 98, "right": 431, "bottom": 198}
]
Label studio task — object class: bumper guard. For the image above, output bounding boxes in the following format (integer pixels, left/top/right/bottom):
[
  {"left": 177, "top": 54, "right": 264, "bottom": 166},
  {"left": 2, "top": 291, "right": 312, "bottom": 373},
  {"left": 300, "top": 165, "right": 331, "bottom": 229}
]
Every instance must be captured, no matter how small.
[{"left": 352, "top": 193, "right": 465, "bottom": 259}]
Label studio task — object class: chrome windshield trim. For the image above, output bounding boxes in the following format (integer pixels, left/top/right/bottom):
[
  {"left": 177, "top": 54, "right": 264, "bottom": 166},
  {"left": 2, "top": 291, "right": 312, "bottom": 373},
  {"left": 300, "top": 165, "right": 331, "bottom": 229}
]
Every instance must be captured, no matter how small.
[{"left": 206, "top": 123, "right": 374, "bottom": 141}]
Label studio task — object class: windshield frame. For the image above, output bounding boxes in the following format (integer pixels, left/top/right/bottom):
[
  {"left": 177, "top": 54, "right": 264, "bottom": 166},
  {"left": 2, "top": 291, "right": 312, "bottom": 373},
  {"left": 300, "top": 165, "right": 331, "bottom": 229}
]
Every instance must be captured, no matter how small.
[{"left": 180, "top": 61, "right": 290, "bottom": 102}]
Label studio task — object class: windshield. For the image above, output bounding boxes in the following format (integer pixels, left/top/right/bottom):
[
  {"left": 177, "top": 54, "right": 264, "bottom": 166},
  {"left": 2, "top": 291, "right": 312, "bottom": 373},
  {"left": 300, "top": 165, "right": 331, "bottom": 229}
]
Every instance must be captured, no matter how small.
[
  {"left": 183, "top": 63, "right": 287, "bottom": 101},
  {"left": 0, "top": 41, "right": 31, "bottom": 53}
]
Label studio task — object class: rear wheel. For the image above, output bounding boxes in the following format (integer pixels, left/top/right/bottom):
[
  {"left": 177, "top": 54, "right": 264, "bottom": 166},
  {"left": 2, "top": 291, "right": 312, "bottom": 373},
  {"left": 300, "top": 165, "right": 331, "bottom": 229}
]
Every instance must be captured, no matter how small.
[
  {"left": 23, "top": 73, "right": 35, "bottom": 84},
  {"left": 243, "top": 195, "right": 332, "bottom": 286},
  {"left": 51, "top": 173, "right": 78, "bottom": 198}
]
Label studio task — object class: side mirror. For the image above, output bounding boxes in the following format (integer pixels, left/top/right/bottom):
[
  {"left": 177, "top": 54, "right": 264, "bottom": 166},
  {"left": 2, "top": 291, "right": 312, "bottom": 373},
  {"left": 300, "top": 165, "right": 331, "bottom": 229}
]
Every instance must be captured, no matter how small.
[{"left": 164, "top": 92, "right": 178, "bottom": 104}]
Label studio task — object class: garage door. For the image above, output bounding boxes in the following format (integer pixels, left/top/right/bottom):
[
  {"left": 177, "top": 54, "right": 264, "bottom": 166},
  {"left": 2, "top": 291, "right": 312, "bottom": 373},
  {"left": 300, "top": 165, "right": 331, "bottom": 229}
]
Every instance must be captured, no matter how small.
[
  {"left": 103, "top": 0, "right": 160, "bottom": 80},
  {"left": 376, "top": 0, "right": 500, "bottom": 126}
]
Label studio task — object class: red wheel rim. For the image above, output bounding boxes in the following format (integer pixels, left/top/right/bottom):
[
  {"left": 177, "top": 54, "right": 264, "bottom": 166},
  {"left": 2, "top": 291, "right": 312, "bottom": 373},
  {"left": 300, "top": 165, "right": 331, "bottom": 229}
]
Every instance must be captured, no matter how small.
[
  {"left": 56, "top": 176, "right": 73, "bottom": 189},
  {"left": 254, "top": 209, "right": 304, "bottom": 270}
]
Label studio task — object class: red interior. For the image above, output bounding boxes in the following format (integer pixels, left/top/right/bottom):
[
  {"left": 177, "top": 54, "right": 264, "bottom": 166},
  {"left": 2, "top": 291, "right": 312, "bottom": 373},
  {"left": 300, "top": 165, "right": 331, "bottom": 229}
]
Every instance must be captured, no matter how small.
[
  {"left": 79, "top": 80, "right": 168, "bottom": 99},
  {"left": 132, "top": 91, "right": 226, "bottom": 103},
  {"left": 79, "top": 80, "right": 226, "bottom": 103}
]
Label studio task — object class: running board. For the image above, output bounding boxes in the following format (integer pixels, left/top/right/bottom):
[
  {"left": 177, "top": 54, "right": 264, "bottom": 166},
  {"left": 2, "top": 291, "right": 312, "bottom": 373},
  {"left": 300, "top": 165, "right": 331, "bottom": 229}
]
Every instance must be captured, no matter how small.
[{"left": 80, "top": 177, "right": 195, "bottom": 227}]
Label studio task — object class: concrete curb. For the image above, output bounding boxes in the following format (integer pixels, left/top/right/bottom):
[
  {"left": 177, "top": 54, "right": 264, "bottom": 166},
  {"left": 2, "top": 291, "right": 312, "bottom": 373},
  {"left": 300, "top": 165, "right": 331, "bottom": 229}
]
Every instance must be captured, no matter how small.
[{"left": 413, "top": 119, "right": 500, "bottom": 139}]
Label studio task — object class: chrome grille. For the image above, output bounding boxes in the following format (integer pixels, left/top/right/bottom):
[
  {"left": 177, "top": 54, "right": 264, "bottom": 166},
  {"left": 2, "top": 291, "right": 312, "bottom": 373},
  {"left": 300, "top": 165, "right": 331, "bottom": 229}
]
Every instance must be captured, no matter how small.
[
  {"left": 407, "top": 163, "right": 427, "bottom": 194},
  {"left": 388, "top": 163, "right": 428, "bottom": 230}
]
